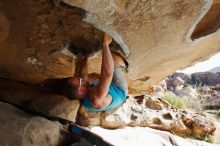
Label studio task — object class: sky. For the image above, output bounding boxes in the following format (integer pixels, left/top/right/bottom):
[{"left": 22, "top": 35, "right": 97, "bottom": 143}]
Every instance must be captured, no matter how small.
[{"left": 178, "top": 53, "right": 220, "bottom": 74}]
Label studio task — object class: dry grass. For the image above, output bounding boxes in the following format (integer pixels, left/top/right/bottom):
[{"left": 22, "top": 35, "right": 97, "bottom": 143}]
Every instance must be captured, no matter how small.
[{"left": 162, "top": 92, "right": 203, "bottom": 111}]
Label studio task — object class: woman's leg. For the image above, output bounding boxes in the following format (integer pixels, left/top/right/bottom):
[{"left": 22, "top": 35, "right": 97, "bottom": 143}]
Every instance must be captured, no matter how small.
[{"left": 111, "top": 53, "right": 128, "bottom": 95}]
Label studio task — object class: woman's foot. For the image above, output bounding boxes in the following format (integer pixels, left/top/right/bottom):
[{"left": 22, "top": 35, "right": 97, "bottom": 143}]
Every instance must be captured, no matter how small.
[
  {"left": 113, "top": 53, "right": 125, "bottom": 66},
  {"left": 112, "top": 52, "right": 128, "bottom": 71}
]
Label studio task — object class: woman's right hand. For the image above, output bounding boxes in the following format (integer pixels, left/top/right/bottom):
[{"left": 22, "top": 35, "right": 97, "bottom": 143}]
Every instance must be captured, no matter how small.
[{"left": 103, "top": 33, "right": 112, "bottom": 45}]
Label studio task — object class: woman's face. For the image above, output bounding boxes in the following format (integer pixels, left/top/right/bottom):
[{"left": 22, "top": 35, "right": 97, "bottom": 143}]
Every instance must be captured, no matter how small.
[{"left": 69, "top": 78, "right": 89, "bottom": 99}]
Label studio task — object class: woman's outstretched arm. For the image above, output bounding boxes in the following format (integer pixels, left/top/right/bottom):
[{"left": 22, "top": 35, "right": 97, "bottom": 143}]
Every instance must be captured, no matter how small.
[
  {"left": 79, "top": 54, "right": 88, "bottom": 80},
  {"left": 92, "top": 33, "right": 114, "bottom": 104}
]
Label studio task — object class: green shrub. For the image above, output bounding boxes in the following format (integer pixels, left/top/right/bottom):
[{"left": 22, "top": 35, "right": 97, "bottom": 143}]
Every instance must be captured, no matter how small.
[
  {"left": 162, "top": 92, "right": 203, "bottom": 111},
  {"left": 187, "top": 134, "right": 213, "bottom": 143},
  {"left": 162, "top": 93, "right": 186, "bottom": 109}
]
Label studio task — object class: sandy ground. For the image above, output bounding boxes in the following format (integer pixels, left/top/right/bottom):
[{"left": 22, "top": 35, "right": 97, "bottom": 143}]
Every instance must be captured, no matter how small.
[
  {"left": 89, "top": 126, "right": 220, "bottom": 146},
  {"left": 214, "top": 122, "right": 220, "bottom": 144}
]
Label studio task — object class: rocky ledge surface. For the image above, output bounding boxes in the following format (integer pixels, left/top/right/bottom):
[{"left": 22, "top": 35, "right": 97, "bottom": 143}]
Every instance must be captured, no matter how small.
[
  {"left": 0, "top": 78, "right": 216, "bottom": 139},
  {"left": 78, "top": 95, "right": 215, "bottom": 138},
  {"left": 0, "top": 102, "right": 80, "bottom": 146},
  {"left": 0, "top": 100, "right": 218, "bottom": 146}
]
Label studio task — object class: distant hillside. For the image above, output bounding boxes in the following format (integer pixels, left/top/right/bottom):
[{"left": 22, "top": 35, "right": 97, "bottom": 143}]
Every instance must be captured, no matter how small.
[{"left": 210, "top": 67, "right": 220, "bottom": 73}]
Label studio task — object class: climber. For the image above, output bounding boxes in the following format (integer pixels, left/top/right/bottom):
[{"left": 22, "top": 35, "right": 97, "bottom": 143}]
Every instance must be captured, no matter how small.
[{"left": 64, "top": 33, "right": 128, "bottom": 111}]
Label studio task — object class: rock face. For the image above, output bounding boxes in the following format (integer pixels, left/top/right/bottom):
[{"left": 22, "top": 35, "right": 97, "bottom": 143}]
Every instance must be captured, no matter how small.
[
  {"left": 0, "top": 78, "right": 80, "bottom": 122},
  {"left": 0, "top": 0, "right": 220, "bottom": 92},
  {"left": 154, "top": 71, "right": 220, "bottom": 143},
  {"left": 0, "top": 98, "right": 217, "bottom": 146},
  {"left": 0, "top": 102, "right": 79, "bottom": 146},
  {"left": 1, "top": 0, "right": 220, "bottom": 144},
  {"left": 191, "top": 0, "right": 220, "bottom": 39},
  {"left": 0, "top": 0, "right": 104, "bottom": 84},
  {"left": 58, "top": 0, "right": 220, "bottom": 91},
  {"left": 0, "top": 78, "right": 216, "bottom": 138},
  {"left": 191, "top": 72, "right": 220, "bottom": 86},
  {"left": 162, "top": 72, "right": 220, "bottom": 109},
  {"left": 77, "top": 95, "right": 216, "bottom": 137}
]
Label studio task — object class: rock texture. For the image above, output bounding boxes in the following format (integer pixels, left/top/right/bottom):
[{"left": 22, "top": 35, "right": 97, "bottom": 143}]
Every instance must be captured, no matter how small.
[
  {"left": 161, "top": 72, "right": 220, "bottom": 109},
  {"left": 154, "top": 71, "right": 220, "bottom": 144},
  {"left": 0, "top": 78, "right": 216, "bottom": 138},
  {"left": 191, "top": 0, "right": 220, "bottom": 39},
  {"left": 0, "top": 99, "right": 217, "bottom": 146},
  {"left": 0, "top": 78, "right": 80, "bottom": 122},
  {"left": 0, "top": 102, "right": 80, "bottom": 146},
  {"left": 77, "top": 95, "right": 216, "bottom": 137},
  {"left": 1, "top": 1, "right": 220, "bottom": 145},
  {"left": 62, "top": 0, "right": 220, "bottom": 92},
  {"left": 191, "top": 72, "right": 220, "bottom": 86},
  {"left": 0, "top": 0, "right": 220, "bottom": 92},
  {"left": 0, "top": 0, "right": 104, "bottom": 84}
]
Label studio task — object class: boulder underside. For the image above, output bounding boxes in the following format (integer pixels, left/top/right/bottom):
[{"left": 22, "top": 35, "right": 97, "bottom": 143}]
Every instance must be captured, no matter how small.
[
  {"left": 0, "top": 0, "right": 220, "bottom": 144},
  {"left": 0, "top": 0, "right": 220, "bottom": 92}
]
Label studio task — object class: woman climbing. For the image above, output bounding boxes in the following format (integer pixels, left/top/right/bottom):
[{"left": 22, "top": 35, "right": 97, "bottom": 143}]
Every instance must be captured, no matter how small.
[{"left": 64, "top": 33, "right": 128, "bottom": 111}]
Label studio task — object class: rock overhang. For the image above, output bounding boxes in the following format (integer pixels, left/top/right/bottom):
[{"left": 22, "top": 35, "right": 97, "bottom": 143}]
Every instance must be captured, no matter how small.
[
  {"left": 0, "top": 0, "right": 125, "bottom": 83},
  {"left": 0, "top": 0, "right": 220, "bottom": 92},
  {"left": 62, "top": 0, "right": 220, "bottom": 91}
]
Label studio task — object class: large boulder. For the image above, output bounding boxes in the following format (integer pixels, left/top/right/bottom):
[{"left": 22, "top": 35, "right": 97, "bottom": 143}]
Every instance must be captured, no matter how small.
[
  {"left": 0, "top": 78, "right": 80, "bottom": 122},
  {"left": 0, "top": 0, "right": 220, "bottom": 92},
  {"left": 191, "top": 72, "right": 220, "bottom": 86},
  {"left": 0, "top": 78, "right": 215, "bottom": 138},
  {"left": 157, "top": 72, "right": 220, "bottom": 109},
  {"left": 166, "top": 73, "right": 192, "bottom": 89},
  {"left": 0, "top": 102, "right": 79, "bottom": 146},
  {"left": 198, "top": 86, "right": 220, "bottom": 109},
  {"left": 0, "top": 0, "right": 104, "bottom": 84},
  {"left": 59, "top": 0, "right": 220, "bottom": 91},
  {"left": 77, "top": 95, "right": 216, "bottom": 137}
]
